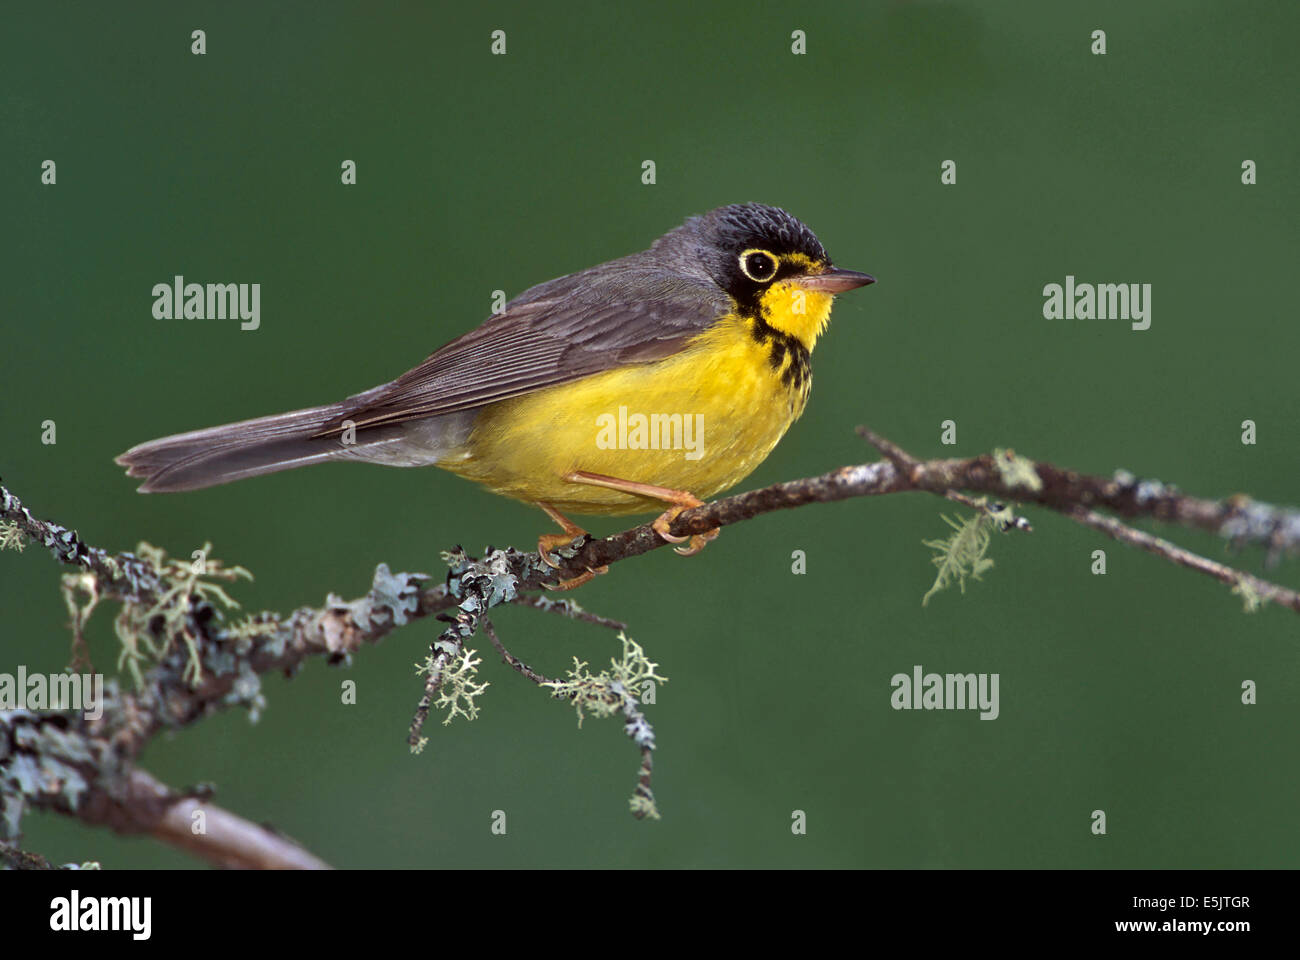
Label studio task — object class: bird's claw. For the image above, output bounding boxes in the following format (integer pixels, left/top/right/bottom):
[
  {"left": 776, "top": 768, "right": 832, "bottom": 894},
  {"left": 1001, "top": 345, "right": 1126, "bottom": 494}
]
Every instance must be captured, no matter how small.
[
  {"left": 537, "top": 532, "right": 585, "bottom": 570},
  {"left": 542, "top": 564, "right": 609, "bottom": 592},
  {"left": 652, "top": 500, "right": 719, "bottom": 556}
]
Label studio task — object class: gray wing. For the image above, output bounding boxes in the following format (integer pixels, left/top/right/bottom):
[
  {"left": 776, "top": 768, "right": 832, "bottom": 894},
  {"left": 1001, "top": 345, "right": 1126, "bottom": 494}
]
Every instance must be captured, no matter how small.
[
  {"left": 116, "top": 248, "right": 729, "bottom": 492},
  {"left": 320, "top": 262, "right": 729, "bottom": 434}
]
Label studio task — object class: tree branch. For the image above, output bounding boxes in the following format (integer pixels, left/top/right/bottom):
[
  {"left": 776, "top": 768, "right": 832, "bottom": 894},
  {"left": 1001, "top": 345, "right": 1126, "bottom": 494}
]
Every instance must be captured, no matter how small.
[
  {"left": 3, "top": 426, "right": 1298, "bottom": 862},
  {"left": 80, "top": 768, "right": 332, "bottom": 870}
]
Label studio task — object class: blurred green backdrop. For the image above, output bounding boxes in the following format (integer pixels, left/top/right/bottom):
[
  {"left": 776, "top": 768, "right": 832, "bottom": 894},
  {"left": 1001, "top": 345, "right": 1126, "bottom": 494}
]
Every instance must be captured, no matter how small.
[{"left": 2, "top": 0, "right": 1298, "bottom": 868}]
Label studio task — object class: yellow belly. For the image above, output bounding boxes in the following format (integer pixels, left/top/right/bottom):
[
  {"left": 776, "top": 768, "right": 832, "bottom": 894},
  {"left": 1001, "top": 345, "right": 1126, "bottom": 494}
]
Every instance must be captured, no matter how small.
[{"left": 440, "top": 316, "right": 811, "bottom": 515}]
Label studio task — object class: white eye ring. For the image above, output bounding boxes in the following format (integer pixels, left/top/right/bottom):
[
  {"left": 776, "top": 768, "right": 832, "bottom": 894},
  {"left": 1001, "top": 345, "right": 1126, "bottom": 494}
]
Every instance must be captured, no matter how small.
[{"left": 739, "top": 249, "right": 778, "bottom": 282}]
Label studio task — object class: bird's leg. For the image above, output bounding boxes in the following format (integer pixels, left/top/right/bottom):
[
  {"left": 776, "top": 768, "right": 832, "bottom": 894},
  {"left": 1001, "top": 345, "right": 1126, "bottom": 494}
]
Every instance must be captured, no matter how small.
[
  {"left": 563, "top": 470, "right": 720, "bottom": 557},
  {"left": 536, "top": 502, "right": 608, "bottom": 591}
]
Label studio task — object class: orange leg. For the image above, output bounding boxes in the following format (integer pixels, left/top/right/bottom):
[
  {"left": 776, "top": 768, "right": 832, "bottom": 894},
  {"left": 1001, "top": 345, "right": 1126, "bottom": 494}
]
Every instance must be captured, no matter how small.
[
  {"left": 536, "top": 502, "right": 608, "bottom": 591},
  {"left": 563, "top": 471, "right": 720, "bottom": 557}
]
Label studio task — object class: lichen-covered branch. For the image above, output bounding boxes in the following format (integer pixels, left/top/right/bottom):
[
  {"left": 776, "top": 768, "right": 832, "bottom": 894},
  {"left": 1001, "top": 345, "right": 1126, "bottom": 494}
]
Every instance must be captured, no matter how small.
[
  {"left": 2, "top": 425, "right": 1298, "bottom": 864},
  {"left": 0, "top": 709, "right": 328, "bottom": 869}
]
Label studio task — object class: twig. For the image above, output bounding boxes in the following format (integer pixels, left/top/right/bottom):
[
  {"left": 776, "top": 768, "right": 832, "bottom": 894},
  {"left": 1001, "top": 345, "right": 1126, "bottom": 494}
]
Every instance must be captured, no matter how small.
[
  {"left": 1066, "top": 507, "right": 1300, "bottom": 612},
  {"left": 508, "top": 594, "right": 627, "bottom": 631},
  {"left": 483, "top": 616, "right": 551, "bottom": 686}
]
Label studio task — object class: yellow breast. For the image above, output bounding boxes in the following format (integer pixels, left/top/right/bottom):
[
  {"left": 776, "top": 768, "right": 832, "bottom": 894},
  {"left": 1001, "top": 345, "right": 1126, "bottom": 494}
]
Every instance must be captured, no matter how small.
[{"left": 441, "top": 286, "right": 833, "bottom": 515}]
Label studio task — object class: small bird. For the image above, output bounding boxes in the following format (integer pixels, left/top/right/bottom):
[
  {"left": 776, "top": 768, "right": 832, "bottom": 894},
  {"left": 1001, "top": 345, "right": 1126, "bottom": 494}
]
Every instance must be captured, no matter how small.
[{"left": 118, "top": 203, "right": 874, "bottom": 587}]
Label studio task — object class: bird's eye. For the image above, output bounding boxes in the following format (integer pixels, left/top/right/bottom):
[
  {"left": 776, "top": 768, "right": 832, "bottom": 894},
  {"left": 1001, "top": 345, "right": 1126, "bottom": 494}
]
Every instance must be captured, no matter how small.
[{"left": 739, "top": 250, "right": 778, "bottom": 282}]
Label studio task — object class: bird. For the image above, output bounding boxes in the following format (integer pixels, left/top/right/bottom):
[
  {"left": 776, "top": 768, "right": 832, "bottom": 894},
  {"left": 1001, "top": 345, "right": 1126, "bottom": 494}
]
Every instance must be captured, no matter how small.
[{"left": 117, "top": 202, "right": 875, "bottom": 588}]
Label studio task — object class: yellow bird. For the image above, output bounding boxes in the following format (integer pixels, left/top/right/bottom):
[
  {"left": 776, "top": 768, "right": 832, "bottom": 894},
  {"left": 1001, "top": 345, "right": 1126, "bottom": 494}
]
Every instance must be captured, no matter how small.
[{"left": 118, "top": 203, "right": 874, "bottom": 587}]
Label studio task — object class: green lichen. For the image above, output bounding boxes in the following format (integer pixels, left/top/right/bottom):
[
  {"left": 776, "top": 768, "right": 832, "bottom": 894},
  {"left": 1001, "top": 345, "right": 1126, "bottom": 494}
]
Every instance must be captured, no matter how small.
[
  {"left": 418, "top": 646, "right": 489, "bottom": 725},
  {"left": 1230, "top": 578, "right": 1274, "bottom": 614},
  {"left": 0, "top": 521, "right": 25, "bottom": 552},
  {"left": 994, "top": 448, "right": 1043, "bottom": 493},
  {"left": 922, "top": 512, "right": 996, "bottom": 606},
  {"left": 543, "top": 633, "right": 667, "bottom": 729},
  {"left": 111, "top": 542, "right": 251, "bottom": 687}
]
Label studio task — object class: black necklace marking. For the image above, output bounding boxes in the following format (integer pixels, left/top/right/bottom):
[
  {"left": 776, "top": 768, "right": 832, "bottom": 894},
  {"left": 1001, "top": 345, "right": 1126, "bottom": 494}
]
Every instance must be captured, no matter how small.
[{"left": 748, "top": 313, "right": 811, "bottom": 392}]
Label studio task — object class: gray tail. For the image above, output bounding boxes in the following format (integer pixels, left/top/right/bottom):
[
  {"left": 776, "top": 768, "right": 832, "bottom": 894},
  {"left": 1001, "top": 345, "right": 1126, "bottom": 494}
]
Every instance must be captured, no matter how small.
[{"left": 117, "top": 403, "right": 358, "bottom": 492}]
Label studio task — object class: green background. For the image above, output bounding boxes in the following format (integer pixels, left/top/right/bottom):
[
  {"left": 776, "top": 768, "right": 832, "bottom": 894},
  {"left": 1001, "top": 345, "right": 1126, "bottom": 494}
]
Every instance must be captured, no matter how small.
[{"left": 2, "top": 0, "right": 1298, "bottom": 868}]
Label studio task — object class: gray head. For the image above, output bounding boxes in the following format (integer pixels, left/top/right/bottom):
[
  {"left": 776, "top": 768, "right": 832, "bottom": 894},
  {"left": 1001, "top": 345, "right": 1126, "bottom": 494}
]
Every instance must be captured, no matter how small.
[{"left": 652, "top": 202, "right": 871, "bottom": 310}]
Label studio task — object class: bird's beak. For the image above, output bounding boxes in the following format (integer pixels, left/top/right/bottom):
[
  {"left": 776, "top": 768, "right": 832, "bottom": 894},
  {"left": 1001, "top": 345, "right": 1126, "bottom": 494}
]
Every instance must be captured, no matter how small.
[{"left": 795, "top": 268, "right": 876, "bottom": 293}]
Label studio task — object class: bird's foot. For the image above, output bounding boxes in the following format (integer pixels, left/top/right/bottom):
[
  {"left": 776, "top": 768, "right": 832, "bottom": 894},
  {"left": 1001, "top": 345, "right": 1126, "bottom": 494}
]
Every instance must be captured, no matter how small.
[
  {"left": 562, "top": 470, "right": 720, "bottom": 557},
  {"left": 536, "top": 502, "right": 608, "bottom": 590},
  {"left": 651, "top": 498, "right": 720, "bottom": 556}
]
